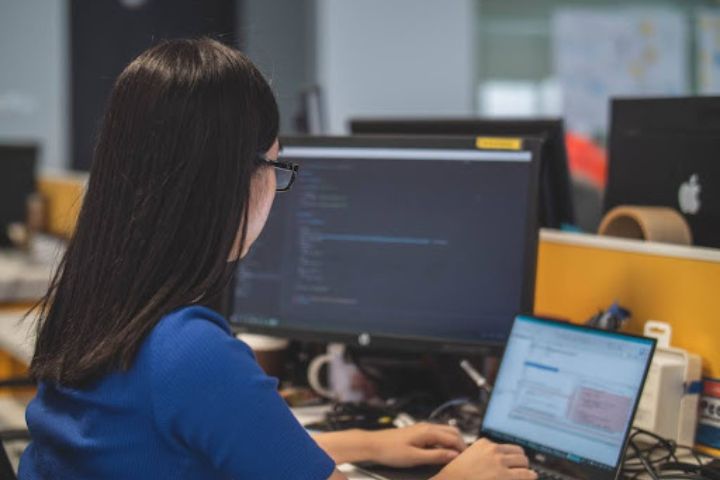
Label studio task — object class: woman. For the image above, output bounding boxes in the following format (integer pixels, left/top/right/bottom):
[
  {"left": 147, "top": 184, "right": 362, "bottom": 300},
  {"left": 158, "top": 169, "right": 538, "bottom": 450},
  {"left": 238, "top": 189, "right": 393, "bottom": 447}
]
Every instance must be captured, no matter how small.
[{"left": 19, "top": 39, "right": 538, "bottom": 480}]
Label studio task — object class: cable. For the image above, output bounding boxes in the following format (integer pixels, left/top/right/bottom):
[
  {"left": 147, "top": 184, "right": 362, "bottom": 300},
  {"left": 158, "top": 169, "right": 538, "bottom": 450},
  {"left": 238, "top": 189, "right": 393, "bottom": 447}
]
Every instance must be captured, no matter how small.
[
  {"left": 426, "top": 396, "right": 484, "bottom": 433},
  {"left": 628, "top": 439, "right": 660, "bottom": 480},
  {"left": 622, "top": 427, "right": 710, "bottom": 480},
  {"left": 428, "top": 398, "right": 473, "bottom": 421}
]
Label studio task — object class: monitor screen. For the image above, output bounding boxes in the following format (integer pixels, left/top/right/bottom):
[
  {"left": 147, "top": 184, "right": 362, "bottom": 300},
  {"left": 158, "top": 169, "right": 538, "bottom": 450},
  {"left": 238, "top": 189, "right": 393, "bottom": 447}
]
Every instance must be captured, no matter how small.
[
  {"left": 0, "top": 144, "right": 37, "bottom": 247},
  {"left": 230, "top": 136, "right": 540, "bottom": 350},
  {"left": 482, "top": 316, "right": 655, "bottom": 471},
  {"left": 350, "top": 117, "right": 574, "bottom": 230}
]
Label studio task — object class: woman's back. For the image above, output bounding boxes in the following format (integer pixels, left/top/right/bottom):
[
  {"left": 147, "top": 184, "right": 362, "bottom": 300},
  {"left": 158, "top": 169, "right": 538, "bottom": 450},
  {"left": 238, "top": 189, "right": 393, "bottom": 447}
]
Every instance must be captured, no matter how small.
[{"left": 19, "top": 306, "right": 334, "bottom": 479}]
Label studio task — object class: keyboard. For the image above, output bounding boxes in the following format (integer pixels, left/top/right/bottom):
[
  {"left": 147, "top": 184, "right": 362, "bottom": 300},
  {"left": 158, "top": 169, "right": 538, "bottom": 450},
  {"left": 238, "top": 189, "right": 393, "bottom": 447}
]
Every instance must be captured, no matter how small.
[
  {"left": 532, "top": 464, "right": 573, "bottom": 480},
  {"left": 354, "top": 463, "right": 443, "bottom": 480}
]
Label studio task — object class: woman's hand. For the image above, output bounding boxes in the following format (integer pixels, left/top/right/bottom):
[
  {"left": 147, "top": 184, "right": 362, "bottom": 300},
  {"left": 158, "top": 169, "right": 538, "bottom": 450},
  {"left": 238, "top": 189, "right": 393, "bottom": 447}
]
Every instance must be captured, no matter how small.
[
  {"left": 314, "top": 423, "right": 465, "bottom": 467},
  {"left": 366, "top": 423, "right": 467, "bottom": 468},
  {"left": 432, "top": 438, "right": 538, "bottom": 480}
]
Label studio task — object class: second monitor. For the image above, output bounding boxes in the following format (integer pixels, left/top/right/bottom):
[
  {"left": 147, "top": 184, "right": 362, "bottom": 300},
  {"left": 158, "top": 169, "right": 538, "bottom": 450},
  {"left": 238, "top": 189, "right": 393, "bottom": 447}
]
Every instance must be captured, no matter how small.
[
  {"left": 231, "top": 136, "right": 541, "bottom": 351},
  {"left": 350, "top": 117, "right": 575, "bottom": 230}
]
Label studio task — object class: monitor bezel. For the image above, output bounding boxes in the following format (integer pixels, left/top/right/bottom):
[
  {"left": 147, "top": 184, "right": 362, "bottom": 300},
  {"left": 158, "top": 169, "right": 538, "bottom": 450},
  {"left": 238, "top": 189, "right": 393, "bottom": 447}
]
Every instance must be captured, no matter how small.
[
  {"left": 480, "top": 315, "right": 657, "bottom": 480},
  {"left": 230, "top": 134, "right": 542, "bottom": 353}
]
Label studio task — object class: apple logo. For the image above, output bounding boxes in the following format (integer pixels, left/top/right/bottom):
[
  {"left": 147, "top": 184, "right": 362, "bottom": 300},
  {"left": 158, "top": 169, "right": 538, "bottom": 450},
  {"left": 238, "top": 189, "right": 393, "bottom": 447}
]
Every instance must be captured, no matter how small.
[{"left": 678, "top": 174, "right": 702, "bottom": 215}]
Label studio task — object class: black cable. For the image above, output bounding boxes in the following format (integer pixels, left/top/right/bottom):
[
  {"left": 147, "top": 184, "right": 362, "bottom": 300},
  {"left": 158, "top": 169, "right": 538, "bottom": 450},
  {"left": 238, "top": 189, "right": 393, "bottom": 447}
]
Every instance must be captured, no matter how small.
[
  {"left": 623, "top": 428, "right": 711, "bottom": 480},
  {"left": 629, "top": 438, "right": 661, "bottom": 480}
]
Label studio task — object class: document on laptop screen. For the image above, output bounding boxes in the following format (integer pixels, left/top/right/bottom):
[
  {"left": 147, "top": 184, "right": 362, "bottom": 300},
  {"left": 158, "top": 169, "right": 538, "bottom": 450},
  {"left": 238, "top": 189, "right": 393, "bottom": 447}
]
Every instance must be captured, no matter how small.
[{"left": 482, "top": 316, "right": 654, "bottom": 469}]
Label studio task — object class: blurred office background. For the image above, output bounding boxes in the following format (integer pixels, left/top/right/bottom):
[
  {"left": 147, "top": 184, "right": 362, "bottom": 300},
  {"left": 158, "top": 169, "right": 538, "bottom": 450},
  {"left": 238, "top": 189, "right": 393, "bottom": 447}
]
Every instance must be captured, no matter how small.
[
  {"left": 2, "top": 0, "right": 720, "bottom": 223},
  {"left": 3, "top": 0, "right": 720, "bottom": 467}
]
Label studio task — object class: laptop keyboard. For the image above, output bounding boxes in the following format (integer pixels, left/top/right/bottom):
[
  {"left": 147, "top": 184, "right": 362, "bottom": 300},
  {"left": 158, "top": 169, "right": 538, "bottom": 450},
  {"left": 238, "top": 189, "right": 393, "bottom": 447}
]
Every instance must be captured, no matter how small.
[
  {"left": 532, "top": 464, "right": 569, "bottom": 480},
  {"left": 357, "top": 463, "right": 572, "bottom": 480},
  {"left": 354, "top": 463, "right": 443, "bottom": 480},
  {"left": 536, "top": 472, "right": 564, "bottom": 480}
]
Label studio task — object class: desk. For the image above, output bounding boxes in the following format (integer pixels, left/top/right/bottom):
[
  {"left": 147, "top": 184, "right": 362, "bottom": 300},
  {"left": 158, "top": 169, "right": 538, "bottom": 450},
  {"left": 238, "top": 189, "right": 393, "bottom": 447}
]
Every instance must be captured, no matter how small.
[
  {"left": 0, "top": 311, "right": 34, "bottom": 366},
  {"left": 293, "top": 406, "right": 716, "bottom": 480},
  {"left": 0, "top": 251, "right": 53, "bottom": 303},
  {"left": 0, "top": 319, "right": 712, "bottom": 479},
  {"left": 0, "top": 236, "right": 63, "bottom": 304},
  {"left": 0, "top": 235, "right": 63, "bottom": 384}
]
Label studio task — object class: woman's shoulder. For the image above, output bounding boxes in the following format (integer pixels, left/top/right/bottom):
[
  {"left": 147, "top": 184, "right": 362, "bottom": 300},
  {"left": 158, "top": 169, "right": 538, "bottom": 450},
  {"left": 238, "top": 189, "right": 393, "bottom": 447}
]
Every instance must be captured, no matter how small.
[
  {"left": 155, "top": 305, "right": 233, "bottom": 340},
  {"left": 141, "top": 305, "right": 255, "bottom": 378}
]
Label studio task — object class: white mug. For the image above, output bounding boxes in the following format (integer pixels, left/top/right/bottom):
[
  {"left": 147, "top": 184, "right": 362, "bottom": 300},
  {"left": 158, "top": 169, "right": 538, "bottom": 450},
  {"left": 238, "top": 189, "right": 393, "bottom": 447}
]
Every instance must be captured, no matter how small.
[{"left": 307, "top": 343, "right": 365, "bottom": 402}]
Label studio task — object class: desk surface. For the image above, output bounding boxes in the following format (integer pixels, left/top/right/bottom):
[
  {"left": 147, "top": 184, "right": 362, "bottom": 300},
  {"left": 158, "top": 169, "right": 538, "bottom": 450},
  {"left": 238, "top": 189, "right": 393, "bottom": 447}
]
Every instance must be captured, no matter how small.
[
  {"left": 0, "top": 237, "right": 63, "bottom": 363},
  {"left": 293, "top": 406, "right": 715, "bottom": 480},
  {"left": 0, "top": 237, "right": 63, "bottom": 304},
  {"left": 0, "top": 310, "right": 34, "bottom": 364}
]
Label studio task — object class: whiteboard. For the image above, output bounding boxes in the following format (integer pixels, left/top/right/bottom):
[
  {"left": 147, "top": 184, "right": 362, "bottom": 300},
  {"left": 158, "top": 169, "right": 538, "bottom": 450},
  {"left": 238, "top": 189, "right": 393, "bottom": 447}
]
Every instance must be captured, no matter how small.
[
  {"left": 553, "top": 8, "right": 689, "bottom": 137},
  {"left": 697, "top": 9, "right": 720, "bottom": 94}
]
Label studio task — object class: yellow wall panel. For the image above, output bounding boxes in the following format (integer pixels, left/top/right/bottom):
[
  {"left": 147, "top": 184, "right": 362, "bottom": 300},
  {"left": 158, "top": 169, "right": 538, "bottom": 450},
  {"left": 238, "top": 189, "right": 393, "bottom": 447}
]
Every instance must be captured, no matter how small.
[{"left": 535, "top": 231, "right": 720, "bottom": 378}]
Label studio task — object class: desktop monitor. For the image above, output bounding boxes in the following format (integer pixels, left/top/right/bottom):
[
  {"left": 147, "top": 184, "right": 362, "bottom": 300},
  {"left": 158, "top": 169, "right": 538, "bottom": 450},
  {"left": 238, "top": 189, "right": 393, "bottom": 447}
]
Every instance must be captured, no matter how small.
[
  {"left": 230, "top": 135, "right": 541, "bottom": 351},
  {"left": 0, "top": 144, "right": 38, "bottom": 247},
  {"left": 606, "top": 97, "right": 720, "bottom": 249},
  {"left": 350, "top": 117, "right": 575, "bottom": 230}
]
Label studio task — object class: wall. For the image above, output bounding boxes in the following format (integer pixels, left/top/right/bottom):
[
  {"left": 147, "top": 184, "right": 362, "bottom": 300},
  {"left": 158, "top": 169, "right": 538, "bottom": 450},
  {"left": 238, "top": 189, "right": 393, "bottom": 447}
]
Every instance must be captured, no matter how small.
[
  {"left": 0, "top": 0, "right": 68, "bottom": 170},
  {"left": 315, "top": 0, "right": 477, "bottom": 133},
  {"left": 241, "top": 0, "right": 316, "bottom": 133}
]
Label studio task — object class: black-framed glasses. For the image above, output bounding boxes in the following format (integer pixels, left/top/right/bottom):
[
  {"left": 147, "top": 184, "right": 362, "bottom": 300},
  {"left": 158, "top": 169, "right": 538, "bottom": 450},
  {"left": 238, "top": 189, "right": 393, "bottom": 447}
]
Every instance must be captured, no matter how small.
[{"left": 256, "top": 155, "right": 299, "bottom": 192}]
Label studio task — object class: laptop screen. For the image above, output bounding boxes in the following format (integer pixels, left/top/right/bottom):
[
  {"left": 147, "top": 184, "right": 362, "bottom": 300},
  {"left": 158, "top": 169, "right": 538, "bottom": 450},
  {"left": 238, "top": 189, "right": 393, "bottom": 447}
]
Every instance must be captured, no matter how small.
[{"left": 481, "top": 316, "right": 655, "bottom": 471}]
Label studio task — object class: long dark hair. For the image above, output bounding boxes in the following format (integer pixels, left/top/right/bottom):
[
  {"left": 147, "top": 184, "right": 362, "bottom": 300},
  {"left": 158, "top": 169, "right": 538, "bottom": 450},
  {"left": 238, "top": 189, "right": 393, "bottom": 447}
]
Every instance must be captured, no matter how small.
[{"left": 30, "top": 38, "right": 279, "bottom": 387}]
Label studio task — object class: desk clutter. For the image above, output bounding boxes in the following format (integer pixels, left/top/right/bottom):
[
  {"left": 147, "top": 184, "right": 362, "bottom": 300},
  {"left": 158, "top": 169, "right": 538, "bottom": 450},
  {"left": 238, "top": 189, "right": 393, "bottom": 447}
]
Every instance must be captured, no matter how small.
[
  {"left": 0, "top": 253, "right": 52, "bottom": 303},
  {"left": 0, "top": 235, "right": 65, "bottom": 303},
  {"left": 635, "top": 322, "right": 703, "bottom": 447},
  {"left": 274, "top": 315, "right": 718, "bottom": 480}
]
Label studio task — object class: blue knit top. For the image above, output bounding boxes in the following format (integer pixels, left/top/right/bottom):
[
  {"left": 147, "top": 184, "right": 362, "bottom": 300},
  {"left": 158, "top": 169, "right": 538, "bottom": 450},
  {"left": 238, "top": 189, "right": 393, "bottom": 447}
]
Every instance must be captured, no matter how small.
[{"left": 19, "top": 305, "right": 335, "bottom": 479}]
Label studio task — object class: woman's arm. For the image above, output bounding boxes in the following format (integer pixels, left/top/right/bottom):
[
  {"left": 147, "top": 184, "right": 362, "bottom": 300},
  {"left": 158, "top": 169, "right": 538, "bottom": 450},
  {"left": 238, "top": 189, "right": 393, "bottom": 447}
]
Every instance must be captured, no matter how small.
[
  {"left": 314, "top": 423, "right": 465, "bottom": 467},
  {"left": 314, "top": 429, "right": 373, "bottom": 464},
  {"left": 150, "top": 318, "right": 336, "bottom": 480},
  {"left": 316, "top": 426, "right": 539, "bottom": 480}
]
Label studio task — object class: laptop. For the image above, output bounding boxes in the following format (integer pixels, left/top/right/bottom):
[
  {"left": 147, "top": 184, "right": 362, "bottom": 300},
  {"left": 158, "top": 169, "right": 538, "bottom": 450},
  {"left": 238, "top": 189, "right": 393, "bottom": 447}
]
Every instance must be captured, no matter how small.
[
  {"left": 359, "top": 315, "right": 656, "bottom": 480},
  {"left": 605, "top": 97, "right": 720, "bottom": 249}
]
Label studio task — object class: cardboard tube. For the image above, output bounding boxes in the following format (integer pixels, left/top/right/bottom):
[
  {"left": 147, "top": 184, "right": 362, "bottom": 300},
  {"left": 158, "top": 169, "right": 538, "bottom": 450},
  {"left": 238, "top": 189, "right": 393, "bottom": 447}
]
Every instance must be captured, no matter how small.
[{"left": 598, "top": 206, "right": 693, "bottom": 245}]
